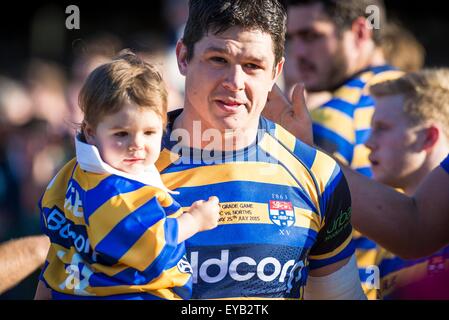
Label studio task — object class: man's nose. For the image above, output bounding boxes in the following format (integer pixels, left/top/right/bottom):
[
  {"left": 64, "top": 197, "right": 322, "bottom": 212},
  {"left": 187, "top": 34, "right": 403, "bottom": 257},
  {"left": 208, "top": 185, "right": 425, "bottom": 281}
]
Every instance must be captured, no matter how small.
[{"left": 222, "top": 65, "right": 245, "bottom": 92}]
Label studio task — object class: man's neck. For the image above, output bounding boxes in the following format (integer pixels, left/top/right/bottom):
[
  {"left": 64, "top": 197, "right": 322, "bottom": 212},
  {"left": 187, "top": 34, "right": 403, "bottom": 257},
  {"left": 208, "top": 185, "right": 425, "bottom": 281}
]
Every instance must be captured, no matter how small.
[{"left": 172, "top": 110, "right": 260, "bottom": 151}]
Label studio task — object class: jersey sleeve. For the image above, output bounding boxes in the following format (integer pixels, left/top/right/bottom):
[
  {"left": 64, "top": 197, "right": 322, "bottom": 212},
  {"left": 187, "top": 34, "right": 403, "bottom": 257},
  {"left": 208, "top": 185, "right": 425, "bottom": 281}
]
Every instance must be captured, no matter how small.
[
  {"left": 308, "top": 164, "right": 354, "bottom": 270},
  {"left": 86, "top": 185, "right": 184, "bottom": 279},
  {"left": 441, "top": 154, "right": 449, "bottom": 175}
]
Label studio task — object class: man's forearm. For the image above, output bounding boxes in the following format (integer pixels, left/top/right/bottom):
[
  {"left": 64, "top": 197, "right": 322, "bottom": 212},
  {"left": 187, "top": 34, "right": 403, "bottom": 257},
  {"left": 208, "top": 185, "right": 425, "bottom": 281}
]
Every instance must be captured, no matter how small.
[
  {"left": 342, "top": 166, "right": 447, "bottom": 259},
  {"left": 0, "top": 235, "right": 50, "bottom": 294}
]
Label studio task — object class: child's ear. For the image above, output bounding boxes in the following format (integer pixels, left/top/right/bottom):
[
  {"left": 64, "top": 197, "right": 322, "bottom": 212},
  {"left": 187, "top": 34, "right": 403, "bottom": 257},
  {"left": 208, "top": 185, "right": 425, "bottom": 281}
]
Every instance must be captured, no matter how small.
[{"left": 83, "top": 123, "right": 96, "bottom": 145}]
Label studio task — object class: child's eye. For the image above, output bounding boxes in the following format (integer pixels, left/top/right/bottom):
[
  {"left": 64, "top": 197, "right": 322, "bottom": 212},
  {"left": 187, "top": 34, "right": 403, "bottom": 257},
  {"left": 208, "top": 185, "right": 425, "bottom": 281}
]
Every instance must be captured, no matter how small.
[
  {"left": 145, "top": 131, "right": 156, "bottom": 136},
  {"left": 114, "top": 131, "right": 128, "bottom": 137}
]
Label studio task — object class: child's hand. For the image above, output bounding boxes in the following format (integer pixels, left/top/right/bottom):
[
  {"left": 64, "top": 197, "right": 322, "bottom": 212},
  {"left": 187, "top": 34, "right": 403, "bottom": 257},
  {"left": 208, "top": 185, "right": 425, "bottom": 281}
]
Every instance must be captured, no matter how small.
[{"left": 189, "top": 196, "right": 220, "bottom": 232}]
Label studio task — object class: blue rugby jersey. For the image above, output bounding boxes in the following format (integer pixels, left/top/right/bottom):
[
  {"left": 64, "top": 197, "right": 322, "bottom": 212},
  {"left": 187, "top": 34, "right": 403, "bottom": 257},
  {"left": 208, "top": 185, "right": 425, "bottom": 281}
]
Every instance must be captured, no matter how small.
[
  {"left": 156, "top": 110, "right": 355, "bottom": 299},
  {"left": 311, "top": 65, "right": 403, "bottom": 299},
  {"left": 39, "top": 139, "right": 192, "bottom": 300},
  {"left": 441, "top": 154, "right": 449, "bottom": 174},
  {"left": 311, "top": 65, "right": 402, "bottom": 177}
]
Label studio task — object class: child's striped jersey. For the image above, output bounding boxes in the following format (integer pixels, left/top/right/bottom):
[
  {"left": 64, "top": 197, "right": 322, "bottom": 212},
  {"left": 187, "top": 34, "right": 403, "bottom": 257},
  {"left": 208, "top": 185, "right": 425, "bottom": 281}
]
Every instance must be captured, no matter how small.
[{"left": 40, "top": 137, "right": 192, "bottom": 300}]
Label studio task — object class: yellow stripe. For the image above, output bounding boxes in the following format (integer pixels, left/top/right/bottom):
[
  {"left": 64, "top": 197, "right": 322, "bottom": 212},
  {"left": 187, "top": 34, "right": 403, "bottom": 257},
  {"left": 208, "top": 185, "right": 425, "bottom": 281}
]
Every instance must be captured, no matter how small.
[
  {"left": 354, "top": 107, "right": 374, "bottom": 131},
  {"left": 309, "top": 234, "right": 352, "bottom": 260},
  {"left": 352, "top": 144, "right": 371, "bottom": 169},
  {"left": 156, "top": 149, "right": 180, "bottom": 173},
  {"left": 355, "top": 248, "right": 378, "bottom": 268},
  {"left": 274, "top": 124, "right": 296, "bottom": 152},
  {"left": 72, "top": 165, "right": 110, "bottom": 191},
  {"left": 162, "top": 162, "right": 302, "bottom": 191},
  {"left": 311, "top": 107, "right": 355, "bottom": 143},
  {"left": 333, "top": 86, "right": 363, "bottom": 105},
  {"left": 361, "top": 284, "right": 378, "bottom": 300},
  {"left": 87, "top": 187, "right": 162, "bottom": 247},
  {"left": 310, "top": 151, "right": 338, "bottom": 196},
  {"left": 333, "top": 152, "right": 348, "bottom": 165},
  {"left": 366, "top": 70, "right": 405, "bottom": 88},
  {"left": 118, "top": 219, "right": 166, "bottom": 271},
  {"left": 259, "top": 134, "right": 321, "bottom": 215}
]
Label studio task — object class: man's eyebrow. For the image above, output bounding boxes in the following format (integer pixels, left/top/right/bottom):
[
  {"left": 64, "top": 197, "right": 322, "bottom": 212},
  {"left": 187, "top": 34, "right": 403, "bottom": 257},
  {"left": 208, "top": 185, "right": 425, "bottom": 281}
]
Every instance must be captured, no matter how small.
[{"left": 203, "top": 46, "right": 267, "bottom": 64}]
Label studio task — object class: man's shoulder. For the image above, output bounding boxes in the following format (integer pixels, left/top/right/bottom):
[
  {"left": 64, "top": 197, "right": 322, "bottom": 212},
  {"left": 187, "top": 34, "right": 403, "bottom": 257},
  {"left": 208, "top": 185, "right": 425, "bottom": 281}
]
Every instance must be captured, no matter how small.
[{"left": 261, "top": 116, "right": 340, "bottom": 178}]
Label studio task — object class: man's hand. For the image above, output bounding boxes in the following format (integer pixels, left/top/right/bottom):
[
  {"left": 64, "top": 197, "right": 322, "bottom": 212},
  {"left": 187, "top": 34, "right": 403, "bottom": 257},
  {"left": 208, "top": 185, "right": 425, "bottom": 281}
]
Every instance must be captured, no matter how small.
[{"left": 263, "top": 83, "right": 313, "bottom": 145}]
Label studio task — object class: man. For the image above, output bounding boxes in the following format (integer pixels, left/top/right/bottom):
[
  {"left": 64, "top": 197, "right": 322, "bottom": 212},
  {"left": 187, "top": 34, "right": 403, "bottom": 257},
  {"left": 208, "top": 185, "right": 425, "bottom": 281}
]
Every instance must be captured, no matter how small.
[
  {"left": 366, "top": 69, "right": 449, "bottom": 299},
  {"left": 265, "top": 0, "right": 404, "bottom": 298},
  {"left": 268, "top": 68, "right": 449, "bottom": 260},
  {"left": 155, "top": 0, "right": 364, "bottom": 299}
]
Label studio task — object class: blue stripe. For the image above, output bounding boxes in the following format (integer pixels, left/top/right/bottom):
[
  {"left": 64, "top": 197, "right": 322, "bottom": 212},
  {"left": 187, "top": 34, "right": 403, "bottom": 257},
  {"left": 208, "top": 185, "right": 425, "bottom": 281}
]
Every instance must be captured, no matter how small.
[
  {"left": 319, "top": 167, "right": 342, "bottom": 215},
  {"left": 172, "top": 180, "right": 318, "bottom": 213},
  {"left": 441, "top": 154, "right": 449, "bottom": 174},
  {"left": 309, "top": 239, "right": 355, "bottom": 270},
  {"left": 321, "top": 99, "right": 355, "bottom": 117},
  {"left": 51, "top": 290, "right": 166, "bottom": 300},
  {"left": 186, "top": 224, "right": 317, "bottom": 248},
  {"left": 343, "top": 79, "right": 365, "bottom": 89},
  {"left": 356, "top": 129, "right": 371, "bottom": 144},
  {"left": 94, "top": 197, "right": 168, "bottom": 264},
  {"left": 84, "top": 175, "right": 145, "bottom": 221},
  {"left": 353, "top": 236, "right": 377, "bottom": 250},
  {"left": 293, "top": 139, "right": 317, "bottom": 169},
  {"left": 91, "top": 219, "right": 182, "bottom": 287},
  {"left": 358, "top": 95, "right": 375, "bottom": 108},
  {"left": 355, "top": 167, "right": 372, "bottom": 178},
  {"left": 313, "top": 124, "right": 354, "bottom": 162}
]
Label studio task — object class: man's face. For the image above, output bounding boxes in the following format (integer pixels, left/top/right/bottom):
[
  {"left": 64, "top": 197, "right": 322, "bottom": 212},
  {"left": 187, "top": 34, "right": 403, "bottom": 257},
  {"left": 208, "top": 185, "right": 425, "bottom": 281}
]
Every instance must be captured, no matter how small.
[
  {"left": 287, "top": 3, "right": 349, "bottom": 92},
  {"left": 366, "top": 94, "right": 426, "bottom": 189},
  {"left": 177, "top": 26, "right": 283, "bottom": 133}
]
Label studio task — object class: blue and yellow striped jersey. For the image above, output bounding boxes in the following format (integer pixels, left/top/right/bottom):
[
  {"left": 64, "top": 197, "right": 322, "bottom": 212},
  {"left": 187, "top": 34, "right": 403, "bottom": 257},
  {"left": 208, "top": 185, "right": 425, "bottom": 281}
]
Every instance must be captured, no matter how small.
[
  {"left": 311, "top": 65, "right": 403, "bottom": 299},
  {"left": 376, "top": 246, "right": 449, "bottom": 299},
  {"left": 311, "top": 65, "right": 401, "bottom": 177},
  {"left": 40, "top": 155, "right": 192, "bottom": 300},
  {"left": 441, "top": 154, "right": 449, "bottom": 174},
  {"left": 155, "top": 110, "right": 355, "bottom": 299}
]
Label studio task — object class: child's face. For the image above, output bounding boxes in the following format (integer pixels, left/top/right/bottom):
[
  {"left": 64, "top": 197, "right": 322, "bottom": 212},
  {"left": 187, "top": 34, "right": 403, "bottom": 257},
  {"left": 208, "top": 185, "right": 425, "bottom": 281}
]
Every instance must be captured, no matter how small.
[{"left": 85, "top": 103, "right": 164, "bottom": 175}]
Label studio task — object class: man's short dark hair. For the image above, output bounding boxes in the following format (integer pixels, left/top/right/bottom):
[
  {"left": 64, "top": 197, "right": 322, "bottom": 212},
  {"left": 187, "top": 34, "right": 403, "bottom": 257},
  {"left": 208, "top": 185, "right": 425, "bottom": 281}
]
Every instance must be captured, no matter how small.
[
  {"left": 182, "top": 0, "right": 287, "bottom": 66},
  {"left": 286, "top": 0, "right": 386, "bottom": 44}
]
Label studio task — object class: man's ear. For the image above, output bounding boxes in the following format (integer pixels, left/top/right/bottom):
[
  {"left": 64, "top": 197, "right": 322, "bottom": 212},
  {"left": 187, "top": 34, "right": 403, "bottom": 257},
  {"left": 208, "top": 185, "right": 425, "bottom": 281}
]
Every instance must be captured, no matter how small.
[
  {"left": 351, "top": 17, "right": 372, "bottom": 48},
  {"left": 176, "top": 40, "right": 189, "bottom": 76},
  {"left": 271, "top": 57, "right": 285, "bottom": 88},
  {"left": 420, "top": 125, "right": 440, "bottom": 152},
  {"left": 83, "top": 123, "right": 96, "bottom": 145}
]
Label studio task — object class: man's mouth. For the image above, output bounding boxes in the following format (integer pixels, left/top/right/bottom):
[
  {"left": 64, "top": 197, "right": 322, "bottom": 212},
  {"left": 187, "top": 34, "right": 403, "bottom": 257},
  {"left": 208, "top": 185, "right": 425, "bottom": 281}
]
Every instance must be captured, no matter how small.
[{"left": 215, "top": 99, "right": 246, "bottom": 113}]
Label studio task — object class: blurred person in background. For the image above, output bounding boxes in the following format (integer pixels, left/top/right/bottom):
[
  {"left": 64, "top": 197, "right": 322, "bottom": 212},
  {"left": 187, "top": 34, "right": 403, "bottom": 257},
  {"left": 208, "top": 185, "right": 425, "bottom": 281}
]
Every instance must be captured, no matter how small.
[
  {"left": 366, "top": 69, "right": 449, "bottom": 299},
  {"left": 129, "top": 32, "right": 184, "bottom": 111},
  {"left": 264, "top": 0, "right": 402, "bottom": 299},
  {"left": 67, "top": 33, "right": 123, "bottom": 127}
]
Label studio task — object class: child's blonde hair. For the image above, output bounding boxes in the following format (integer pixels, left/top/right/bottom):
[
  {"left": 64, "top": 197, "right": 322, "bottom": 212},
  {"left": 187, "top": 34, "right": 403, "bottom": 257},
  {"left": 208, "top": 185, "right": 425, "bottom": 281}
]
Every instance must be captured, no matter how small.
[
  {"left": 79, "top": 49, "right": 168, "bottom": 133},
  {"left": 370, "top": 68, "right": 449, "bottom": 138}
]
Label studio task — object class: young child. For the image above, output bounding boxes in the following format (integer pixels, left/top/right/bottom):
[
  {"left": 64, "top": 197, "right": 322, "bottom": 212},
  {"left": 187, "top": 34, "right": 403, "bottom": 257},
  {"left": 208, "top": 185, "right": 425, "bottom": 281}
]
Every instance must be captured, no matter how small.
[{"left": 35, "top": 51, "right": 220, "bottom": 300}]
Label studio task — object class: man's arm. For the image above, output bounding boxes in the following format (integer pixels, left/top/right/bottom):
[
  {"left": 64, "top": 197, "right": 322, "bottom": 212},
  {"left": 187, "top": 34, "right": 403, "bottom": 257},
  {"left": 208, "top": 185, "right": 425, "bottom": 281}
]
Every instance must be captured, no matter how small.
[
  {"left": 0, "top": 235, "right": 50, "bottom": 294},
  {"left": 343, "top": 165, "right": 449, "bottom": 259},
  {"left": 266, "top": 83, "right": 449, "bottom": 259}
]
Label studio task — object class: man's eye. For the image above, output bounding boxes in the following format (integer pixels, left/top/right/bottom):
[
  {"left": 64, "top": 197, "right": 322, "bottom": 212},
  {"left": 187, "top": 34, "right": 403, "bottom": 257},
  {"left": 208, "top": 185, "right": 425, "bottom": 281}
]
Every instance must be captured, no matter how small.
[
  {"left": 210, "top": 57, "right": 227, "bottom": 64},
  {"left": 245, "top": 63, "right": 261, "bottom": 70},
  {"left": 114, "top": 132, "right": 128, "bottom": 137}
]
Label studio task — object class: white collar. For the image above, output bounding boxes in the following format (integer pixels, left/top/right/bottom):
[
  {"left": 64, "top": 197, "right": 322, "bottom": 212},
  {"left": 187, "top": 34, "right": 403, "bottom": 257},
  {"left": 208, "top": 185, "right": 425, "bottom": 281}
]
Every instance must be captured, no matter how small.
[{"left": 75, "top": 134, "right": 178, "bottom": 195}]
